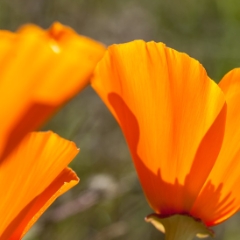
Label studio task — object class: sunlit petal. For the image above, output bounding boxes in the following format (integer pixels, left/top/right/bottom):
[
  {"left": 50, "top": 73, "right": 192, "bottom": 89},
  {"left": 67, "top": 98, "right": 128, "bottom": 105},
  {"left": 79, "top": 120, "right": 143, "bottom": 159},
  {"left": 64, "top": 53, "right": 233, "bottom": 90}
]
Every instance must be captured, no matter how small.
[
  {"left": 0, "top": 131, "right": 79, "bottom": 238},
  {"left": 191, "top": 68, "right": 240, "bottom": 226},
  {"left": 8, "top": 168, "right": 78, "bottom": 240},
  {"left": 0, "top": 22, "right": 105, "bottom": 161},
  {"left": 91, "top": 40, "right": 226, "bottom": 216}
]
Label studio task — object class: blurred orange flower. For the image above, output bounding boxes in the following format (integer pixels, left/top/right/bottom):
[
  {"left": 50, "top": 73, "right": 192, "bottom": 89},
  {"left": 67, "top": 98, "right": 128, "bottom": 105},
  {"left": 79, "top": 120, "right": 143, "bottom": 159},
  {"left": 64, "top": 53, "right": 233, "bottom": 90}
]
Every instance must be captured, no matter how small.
[
  {"left": 0, "top": 22, "right": 105, "bottom": 162},
  {"left": 0, "top": 23, "right": 105, "bottom": 239},
  {"left": 91, "top": 40, "right": 240, "bottom": 227}
]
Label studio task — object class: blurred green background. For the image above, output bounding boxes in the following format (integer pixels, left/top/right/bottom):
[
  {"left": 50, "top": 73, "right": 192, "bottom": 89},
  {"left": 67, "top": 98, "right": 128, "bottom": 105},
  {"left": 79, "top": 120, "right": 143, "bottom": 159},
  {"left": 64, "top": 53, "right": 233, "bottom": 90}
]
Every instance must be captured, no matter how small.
[{"left": 2, "top": 0, "right": 240, "bottom": 239}]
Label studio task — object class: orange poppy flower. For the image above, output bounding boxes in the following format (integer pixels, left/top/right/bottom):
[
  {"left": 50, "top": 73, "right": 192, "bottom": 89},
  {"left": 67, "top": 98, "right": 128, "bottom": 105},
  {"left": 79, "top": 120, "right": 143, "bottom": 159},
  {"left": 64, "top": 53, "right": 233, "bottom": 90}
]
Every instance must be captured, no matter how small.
[
  {"left": 91, "top": 40, "right": 240, "bottom": 236},
  {"left": 0, "top": 22, "right": 105, "bottom": 162},
  {"left": 0, "top": 131, "right": 79, "bottom": 239},
  {"left": 0, "top": 23, "right": 105, "bottom": 239}
]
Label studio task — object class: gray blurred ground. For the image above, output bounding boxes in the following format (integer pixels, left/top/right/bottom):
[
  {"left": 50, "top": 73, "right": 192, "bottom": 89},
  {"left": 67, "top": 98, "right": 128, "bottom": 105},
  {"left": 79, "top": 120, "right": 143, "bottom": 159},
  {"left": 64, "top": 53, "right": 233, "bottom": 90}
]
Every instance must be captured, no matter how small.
[{"left": 2, "top": 0, "right": 240, "bottom": 239}]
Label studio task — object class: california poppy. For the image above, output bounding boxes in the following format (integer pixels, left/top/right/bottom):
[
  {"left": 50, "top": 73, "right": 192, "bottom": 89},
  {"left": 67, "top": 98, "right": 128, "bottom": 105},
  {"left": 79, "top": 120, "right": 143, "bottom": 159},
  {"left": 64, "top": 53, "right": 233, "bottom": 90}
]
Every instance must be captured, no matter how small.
[
  {"left": 91, "top": 40, "right": 240, "bottom": 238},
  {"left": 0, "top": 22, "right": 105, "bottom": 162},
  {"left": 0, "top": 131, "right": 79, "bottom": 239},
  {"left": 0, "top": 23, "right": 105, "bottom": 239}
]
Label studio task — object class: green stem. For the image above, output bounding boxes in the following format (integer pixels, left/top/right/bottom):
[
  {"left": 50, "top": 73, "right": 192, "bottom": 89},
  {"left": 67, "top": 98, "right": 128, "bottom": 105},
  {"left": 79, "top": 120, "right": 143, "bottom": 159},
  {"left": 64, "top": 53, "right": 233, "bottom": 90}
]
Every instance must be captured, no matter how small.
[{"left": 145, "top": 214, "right": 214, "bottom": 240}]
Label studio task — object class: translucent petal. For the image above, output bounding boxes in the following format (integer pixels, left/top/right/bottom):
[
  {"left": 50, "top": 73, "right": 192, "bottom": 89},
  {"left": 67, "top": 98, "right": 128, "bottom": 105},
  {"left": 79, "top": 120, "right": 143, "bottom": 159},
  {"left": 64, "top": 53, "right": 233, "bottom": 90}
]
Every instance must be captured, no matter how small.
[
  {"left": 0, "top": 22, "right": 105, "bottom": 161},
  {"left": 0, "top": 131, "right": 79, "bottom": 238},
  {"left": 92, "top": 40, "right": 226, "bottom": 215},
  {"left": 191, "top": 68, "right": 240, "bottom": 226}
]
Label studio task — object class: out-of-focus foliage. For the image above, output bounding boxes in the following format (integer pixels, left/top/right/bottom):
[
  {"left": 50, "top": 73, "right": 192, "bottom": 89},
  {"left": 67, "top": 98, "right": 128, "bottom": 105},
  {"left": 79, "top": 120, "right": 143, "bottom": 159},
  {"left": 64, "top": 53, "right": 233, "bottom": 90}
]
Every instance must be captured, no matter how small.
[{"left": 2, "top": 0, "right": 239, "bottom": 239}]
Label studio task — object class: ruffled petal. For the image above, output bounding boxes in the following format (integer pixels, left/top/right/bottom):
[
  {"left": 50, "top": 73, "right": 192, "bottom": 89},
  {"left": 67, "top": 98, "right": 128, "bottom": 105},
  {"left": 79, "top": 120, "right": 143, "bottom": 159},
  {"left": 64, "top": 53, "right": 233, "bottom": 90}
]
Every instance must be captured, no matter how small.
[
  {"left": 191, "top": 68, "right": 240, "bottom": 226},
  {"left": 0, "top": 22, "right": 105, "bottom": 161},
  {"left": 91, "top": 40, "right": 226, "bottom": 215},
  {"left": 0, "top": 131, "right": 79, "bottom": 238}
]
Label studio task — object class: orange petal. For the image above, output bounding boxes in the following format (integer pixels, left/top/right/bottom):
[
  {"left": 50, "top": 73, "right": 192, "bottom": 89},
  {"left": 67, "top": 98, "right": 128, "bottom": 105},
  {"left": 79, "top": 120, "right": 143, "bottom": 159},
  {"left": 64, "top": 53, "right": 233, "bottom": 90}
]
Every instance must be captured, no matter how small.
[
  {"left": 91, "top": 41, "right": 226, "bottom": 215},
  {"left": 8, "top": 168, "right": 79, "bottom": 240},
  {"left": 0, "top": 131, "right": 79, "bottom": 238},
  {"left": 0, "top": 22, "right": 105, "bottom": 162},
  {"left": 191, "top": 68, "right": 240, "bottom": 226}
]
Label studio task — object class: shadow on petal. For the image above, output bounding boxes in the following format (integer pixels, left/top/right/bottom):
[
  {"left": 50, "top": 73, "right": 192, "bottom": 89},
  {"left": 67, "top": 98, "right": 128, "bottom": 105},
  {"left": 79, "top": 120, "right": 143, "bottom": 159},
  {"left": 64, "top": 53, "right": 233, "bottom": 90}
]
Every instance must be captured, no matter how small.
[
  {"left": 108, "top": 92, "right": 233, "bottom": 226},
  {"left": 0, "top": 103, "right": 55, "bottom": 164}
]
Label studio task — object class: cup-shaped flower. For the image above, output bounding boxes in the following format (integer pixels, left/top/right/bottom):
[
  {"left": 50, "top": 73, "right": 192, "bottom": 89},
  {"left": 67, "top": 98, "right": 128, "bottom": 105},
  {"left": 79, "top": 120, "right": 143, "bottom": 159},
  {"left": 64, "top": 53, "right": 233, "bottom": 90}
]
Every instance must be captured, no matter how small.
[
  {"left": 0, "top": 131, "right": 79, "bottom": 239},
  {"left": 91, "top": 40, "right": 240, "bottom": 234},
  {"left": 0, "top": 22, "right": 105, "bottom": 162}
]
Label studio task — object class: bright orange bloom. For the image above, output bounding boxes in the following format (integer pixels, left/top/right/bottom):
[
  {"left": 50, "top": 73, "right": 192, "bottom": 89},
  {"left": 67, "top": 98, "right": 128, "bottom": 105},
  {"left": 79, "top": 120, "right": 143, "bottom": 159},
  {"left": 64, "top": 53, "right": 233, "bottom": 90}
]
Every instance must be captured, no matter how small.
[
  {"left": 91, "top": 40, "right": 240, "bottom": 227},
  {"left": 0, "top": 22, "right": 105, "bottom": 162},
  {"left": 0, "top": 131, "right": 79, "bottom": 239},
  {"left": 0, "top": 23, "right": 105, "bottom": 239}
]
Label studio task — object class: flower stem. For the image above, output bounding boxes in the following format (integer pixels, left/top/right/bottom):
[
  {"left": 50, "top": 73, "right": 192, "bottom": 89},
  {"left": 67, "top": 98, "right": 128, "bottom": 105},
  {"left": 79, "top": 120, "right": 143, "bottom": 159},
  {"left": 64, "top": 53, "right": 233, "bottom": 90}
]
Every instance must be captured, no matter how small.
[{"left": 145, "top": 214, "right": 214, "bottom": 240}]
